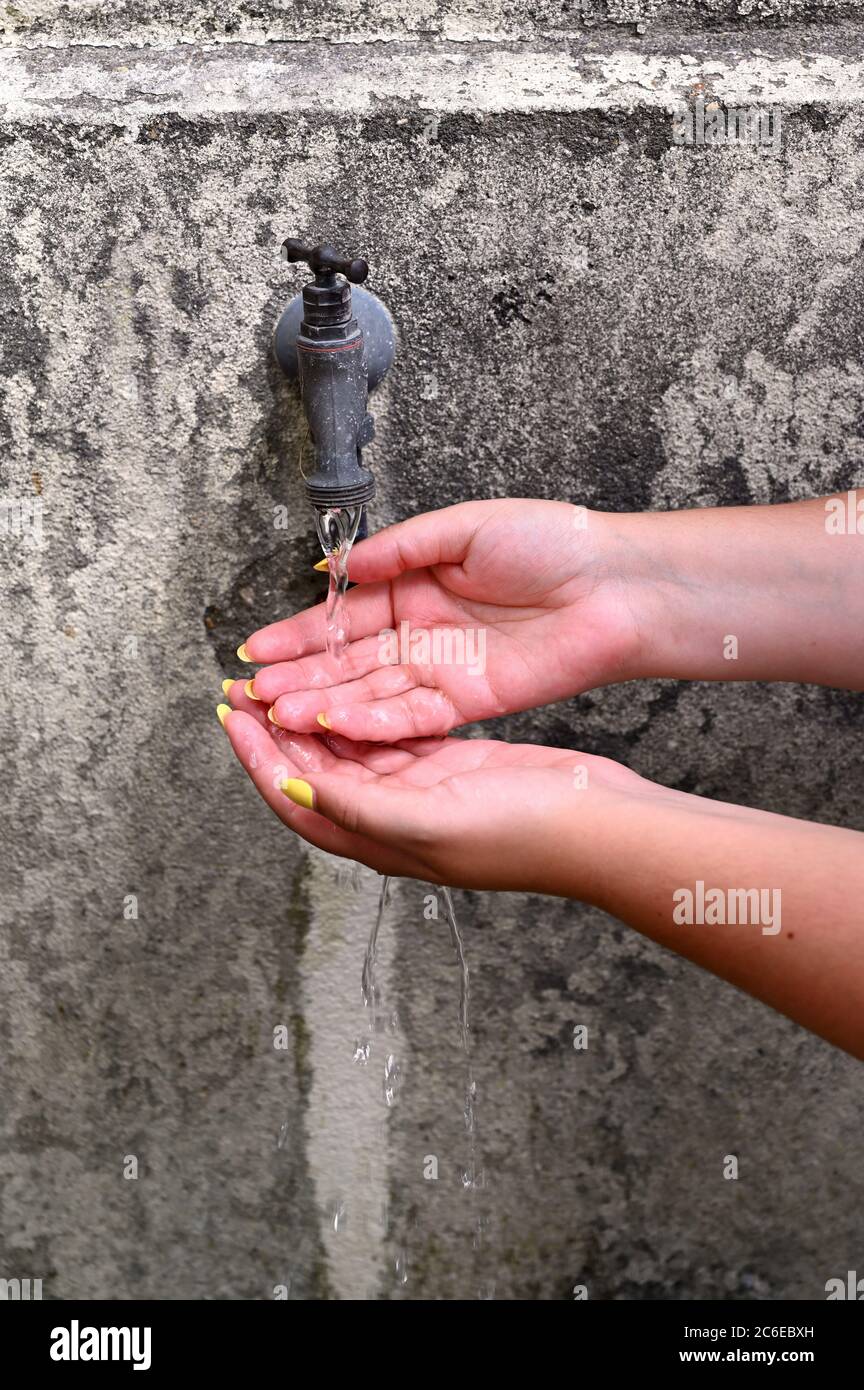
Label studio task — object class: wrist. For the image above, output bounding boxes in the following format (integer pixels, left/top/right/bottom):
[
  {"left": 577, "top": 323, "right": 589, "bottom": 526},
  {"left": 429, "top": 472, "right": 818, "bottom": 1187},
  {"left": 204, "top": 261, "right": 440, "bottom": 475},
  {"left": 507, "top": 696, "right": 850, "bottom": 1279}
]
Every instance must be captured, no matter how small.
[
  {"left": 585, "top": 508, "right": 671, "bottom": 683},
  {"left": 551, "top": 761, "right": 683, "bottom": 906}
]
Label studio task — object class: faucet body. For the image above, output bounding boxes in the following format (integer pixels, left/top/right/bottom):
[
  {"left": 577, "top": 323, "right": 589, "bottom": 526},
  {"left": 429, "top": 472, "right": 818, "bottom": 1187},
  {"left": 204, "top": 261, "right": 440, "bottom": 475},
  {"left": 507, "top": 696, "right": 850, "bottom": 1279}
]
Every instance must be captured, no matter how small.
[{"left": 274, "top": 240, "right": 396, "bottom": 520}]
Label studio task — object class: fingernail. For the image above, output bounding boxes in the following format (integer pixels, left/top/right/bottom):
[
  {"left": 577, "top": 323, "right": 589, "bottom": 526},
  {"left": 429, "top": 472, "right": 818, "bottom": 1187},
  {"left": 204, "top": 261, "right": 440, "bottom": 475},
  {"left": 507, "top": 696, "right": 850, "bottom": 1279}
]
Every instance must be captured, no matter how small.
[
  {"left": 237, "top": 643, "right": 253, "bottom": 663},
  {"left": 216, "top": 703, "right": 232, "bottom": 728},
  {"left": 221, "top": 678, "right": 235, "bottom": 696},
  {"left": 245, "top": 679, "right": 262, "bottom": 701},
  {"left": 316, "top": 712, "right": 332, "bottom": 729},
  {"left": 281, "top": 778, "right": 315, "bottom": 810},
  {"left": 313, "top": 557, "right": 329, "bottom": 572},
  {"left": 267, "top": 707, "right": 282, "bottom": 727}
]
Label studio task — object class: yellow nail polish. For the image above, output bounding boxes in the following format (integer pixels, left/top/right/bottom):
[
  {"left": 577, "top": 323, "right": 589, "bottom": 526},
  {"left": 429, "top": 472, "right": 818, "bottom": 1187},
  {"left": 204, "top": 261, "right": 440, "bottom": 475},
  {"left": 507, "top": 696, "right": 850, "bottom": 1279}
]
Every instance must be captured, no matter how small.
[
  {"left": 281, "top": 778, "right": 315, "bottom": 810},
  {"left": 267, "top": 706, "right": 281, "bottom": 726},
  {"left": 316, "top": 712, "right": 332, "bottom": 729},
  {"left": 221, "top": 678, "right": 235, "bottom": 696},
  {"left": 313, "top": 557, "right": 330, "bottom": 572},
  {"left": 237, "top": 643, "right": 253, "bottom": 663},
  {"left": 245, "top": 679, "right": 262, "bottom": 701},
  {"left": 216, "top": 703, "right": 232, "bottom": 728}
]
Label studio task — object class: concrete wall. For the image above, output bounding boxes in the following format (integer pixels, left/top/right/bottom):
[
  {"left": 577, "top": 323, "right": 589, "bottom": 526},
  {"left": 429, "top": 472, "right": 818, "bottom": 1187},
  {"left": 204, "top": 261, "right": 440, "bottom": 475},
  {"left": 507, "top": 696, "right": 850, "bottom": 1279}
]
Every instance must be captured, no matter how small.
[
  {"left": 1, "top": 10, "right": 863, "bottom": 1299},
  {"left": 3, "top": 1, "right": 864, "bottom": 45}
]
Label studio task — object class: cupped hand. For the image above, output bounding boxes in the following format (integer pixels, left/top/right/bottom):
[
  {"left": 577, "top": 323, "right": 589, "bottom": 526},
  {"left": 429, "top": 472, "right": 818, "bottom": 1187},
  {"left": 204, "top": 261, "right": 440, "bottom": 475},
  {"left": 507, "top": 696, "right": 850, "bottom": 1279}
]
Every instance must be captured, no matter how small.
[
  {"left": 219, "top": 678, "right": 656, "bottom": 897},
  {"left": 238, "top": 499, "right": 640, "bottom": 742}
]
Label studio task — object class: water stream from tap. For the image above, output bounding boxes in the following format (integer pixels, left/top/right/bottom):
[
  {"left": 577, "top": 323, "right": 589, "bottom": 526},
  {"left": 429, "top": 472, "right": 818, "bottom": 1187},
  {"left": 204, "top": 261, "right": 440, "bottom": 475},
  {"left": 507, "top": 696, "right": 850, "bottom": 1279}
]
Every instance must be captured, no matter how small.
[
  {"left": 310, "top": 506, "right": 484, "bottom": 1294},
  {"left": 442, "top": 887, "right": 484, "bottom": 1271},
  {"left": 314, "top": 504, "right": 363, "bottom": 661},
  {"left": 356, "top": 875, "right": 483, "bottom": 1292}
]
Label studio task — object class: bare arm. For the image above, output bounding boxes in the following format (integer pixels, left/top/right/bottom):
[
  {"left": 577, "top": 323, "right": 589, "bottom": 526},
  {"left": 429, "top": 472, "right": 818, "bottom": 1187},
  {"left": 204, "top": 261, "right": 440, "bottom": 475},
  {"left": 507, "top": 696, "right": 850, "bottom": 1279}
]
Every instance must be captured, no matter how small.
[
  {"left": 607, "top": 494, "right": 864, "bottom": 690},
  {"left": 583, "top": 782, "right": 864, "bottom": 1060},
  {"left": 219, "top": 693, "right": 864, "bottom": 1061},
  {"left": 238, "top": 494, "right": 864, "bottom": 744}
]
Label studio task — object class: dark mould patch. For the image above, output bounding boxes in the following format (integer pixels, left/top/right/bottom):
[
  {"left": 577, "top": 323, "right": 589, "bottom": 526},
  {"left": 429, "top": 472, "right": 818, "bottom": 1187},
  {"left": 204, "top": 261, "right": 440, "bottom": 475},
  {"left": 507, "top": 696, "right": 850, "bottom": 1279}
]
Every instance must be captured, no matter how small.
[
  {"left": 135, "top": 115, "right": 218, "bottom": 148},
  {"left": 533, "top": 969, "right": 570, "bottom": 994},
  {"left": 83, "top": 232, "right": 121, "bottom": 288},
  {"left": 203, "top": 546, "right": 323, "bottom": 671},
  {"left": 245, "top": 189, "right": 277, "bottom": 214},
  {"left": 551, "top": 108, "right": 671, "bottom": 163},
  {"left": 170, "top": 266, "right": 211, "bottom": 317},
  {"left": 583, "top": 434, "right": 667, "bottom": 514},
  {"left": 547, "top": 681, "right": 685, "bottom": 761},
  {"left": 359, "top": 111, "right": 430, "bottom": 146},
  {"left": 433, "top": 112, "right": 487, "bottom": 150},
  {"left": 789, "top": 103, "right": 842, "bottom": 136},
  {"left": 172, "top": 328, "right": 192, "bottom": 358},
  {"left": 0, "top": 120, "right": 126, "bottom": 152},
  {"left": 687, "top": 453, "right": 752, "bottom": 508},
  {"left": 814, "top": 686, "right": 864, "bottom": 728},
  {"left": 491, "top": 284, "right": 532, "bottom": 327}
]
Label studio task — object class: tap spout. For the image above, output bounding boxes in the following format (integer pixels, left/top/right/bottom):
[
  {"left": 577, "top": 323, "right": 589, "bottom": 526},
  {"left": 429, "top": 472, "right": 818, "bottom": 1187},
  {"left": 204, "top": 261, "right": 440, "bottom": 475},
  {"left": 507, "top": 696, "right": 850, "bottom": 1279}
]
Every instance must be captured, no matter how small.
[
  {"left": 297, "top": 285, "right": 376, "bottom": 510},
  {"left": 275, "top": 239, "right": 395, "bottom": 520}
]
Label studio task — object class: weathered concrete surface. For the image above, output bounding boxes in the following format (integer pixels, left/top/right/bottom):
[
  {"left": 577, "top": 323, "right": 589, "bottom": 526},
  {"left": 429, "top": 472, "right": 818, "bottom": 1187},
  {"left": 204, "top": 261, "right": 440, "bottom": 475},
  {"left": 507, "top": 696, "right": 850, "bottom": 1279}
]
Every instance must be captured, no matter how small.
[
  {"left": 4, "top": 35, "right": 864, "bottom": 122},
  {"left": 0, "top": 33, "right": 863, "bottom": 1300},
  {"left": 3, "top": 0, "right": 864, "bottom": 47}
]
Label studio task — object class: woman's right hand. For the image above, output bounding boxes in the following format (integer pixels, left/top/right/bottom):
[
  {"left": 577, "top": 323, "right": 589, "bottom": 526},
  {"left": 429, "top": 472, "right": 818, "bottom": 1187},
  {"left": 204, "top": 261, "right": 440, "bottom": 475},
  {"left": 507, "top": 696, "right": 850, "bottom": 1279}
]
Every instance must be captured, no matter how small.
[{"left": 239, "top": 499, "right": 642, "bottom": 741}]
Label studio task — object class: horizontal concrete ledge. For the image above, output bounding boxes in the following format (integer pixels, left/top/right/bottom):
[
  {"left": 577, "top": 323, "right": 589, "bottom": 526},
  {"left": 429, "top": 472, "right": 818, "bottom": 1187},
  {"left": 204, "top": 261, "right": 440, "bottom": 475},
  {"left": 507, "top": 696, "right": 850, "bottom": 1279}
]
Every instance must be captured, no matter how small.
[
  {"left": 1, "top": 7, "right": 864, "bottom": 51},
  {"left": 0, "top": 36, "right": 863, "bottom": 125},
  {"left": 1, "top": 5, "right": 864, "bottom": 50}
]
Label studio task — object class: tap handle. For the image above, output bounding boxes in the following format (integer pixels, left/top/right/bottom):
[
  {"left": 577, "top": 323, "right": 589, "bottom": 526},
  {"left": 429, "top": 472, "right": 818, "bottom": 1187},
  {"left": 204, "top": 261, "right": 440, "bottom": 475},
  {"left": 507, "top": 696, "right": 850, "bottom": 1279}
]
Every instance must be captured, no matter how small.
[{"left": 281, "top": 237, "right": 369, "bottom": 284}]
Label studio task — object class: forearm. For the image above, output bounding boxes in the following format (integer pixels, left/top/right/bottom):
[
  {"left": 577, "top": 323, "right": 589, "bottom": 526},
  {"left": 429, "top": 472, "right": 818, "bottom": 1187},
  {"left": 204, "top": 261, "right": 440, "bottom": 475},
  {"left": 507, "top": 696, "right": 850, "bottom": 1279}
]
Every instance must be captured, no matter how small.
[
  {"left": 599, "top": 496, "right": 864, "bottom": 689},
  {"left": 575, "top": 783, "right": 864, "bottom": 1059}
]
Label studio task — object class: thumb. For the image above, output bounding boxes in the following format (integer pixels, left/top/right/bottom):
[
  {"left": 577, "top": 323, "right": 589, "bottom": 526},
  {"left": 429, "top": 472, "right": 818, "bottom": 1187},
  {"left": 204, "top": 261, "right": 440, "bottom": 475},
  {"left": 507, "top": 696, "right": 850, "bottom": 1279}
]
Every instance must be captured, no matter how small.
[
  {"left": 280, "top": 770, "right": 427, "bottom": 845},
  {"left": 343, "top": 501, "right": 491, "bottom": 585}
]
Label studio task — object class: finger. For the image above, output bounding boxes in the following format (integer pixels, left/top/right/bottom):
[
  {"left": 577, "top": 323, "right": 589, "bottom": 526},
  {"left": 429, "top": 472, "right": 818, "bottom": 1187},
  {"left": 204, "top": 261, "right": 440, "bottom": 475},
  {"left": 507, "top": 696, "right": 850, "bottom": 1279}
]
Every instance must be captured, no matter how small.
[
  {"left": 344, "top": 501, "right": 497, "bottom": 585},
  {"left": 220, "top": 707, "right": 309, "bottom": 819},
  {"left": 280, "top": 766, "right": 432, "bottom": 848},
  {"left": 249, "top": 634, "right": 385, "bottom": 703},
  {"left": 324, "top": 731, "right": 453, "bottom": 760},
  {"left": 220, "top": 709, "right": 415, "bottom": 873},
  {"left": 241, "top": 583, "right": 393, "bottom": 664},
  {"left": 317, "top": 729, "right": 424, "bottom": 774},
  {"left": 223, "top": 677, "right": 272, "bottom": 729},
  {"left": 316, "top": 687, "right": 459, "bottom": 742},
  {"left": 267, "top": 731, "right": 333, "bottom": 774},
  {"left": 269, "top": 664, "right": 417, "bottom": 733}
]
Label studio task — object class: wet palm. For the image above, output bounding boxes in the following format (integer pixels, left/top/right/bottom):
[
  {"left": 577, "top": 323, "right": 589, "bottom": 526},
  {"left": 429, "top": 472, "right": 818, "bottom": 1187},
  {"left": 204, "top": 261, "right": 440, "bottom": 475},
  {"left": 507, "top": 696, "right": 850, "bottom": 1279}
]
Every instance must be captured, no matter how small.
[
  {"left": 222, "top": 690, "right": 648, "bottom": 892},
  {"left": 243, "top": 499, "right": 638, "bottom": 740}
]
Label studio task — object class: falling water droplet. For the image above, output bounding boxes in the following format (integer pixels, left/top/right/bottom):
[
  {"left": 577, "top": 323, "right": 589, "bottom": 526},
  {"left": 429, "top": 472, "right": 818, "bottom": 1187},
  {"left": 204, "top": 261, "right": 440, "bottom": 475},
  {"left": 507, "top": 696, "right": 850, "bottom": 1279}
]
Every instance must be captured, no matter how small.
[
  {"left": 327, "top": 1199, "right": 347, "bottom": 1234},
  {"left": 361, "top": 876, "right": 390, "bottom": 1018},
  {"left": 460, "top": 1162, "right": 486, "bottom": 1191},
  {"left": 443, "top": 887, "right": 470, "bottom": 1054},
  {"left": 472, "top": 1212, "right": 489, "bottom": 1250},
  {"left": 352, "top": 1039, "right": 371, "bottom": 1065},
  {"left": 276, "top": 1122, "right": 290, "bottom": 1150},
  {"left": 383, "top": 1053, "right": 402, "bottom": 1107},
  {"left": 464, "top": 1078, "right": 476, "bottom": 1134},
  {"left": 395, "top": 1251, "right": 408, "bottom": 1286}
]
